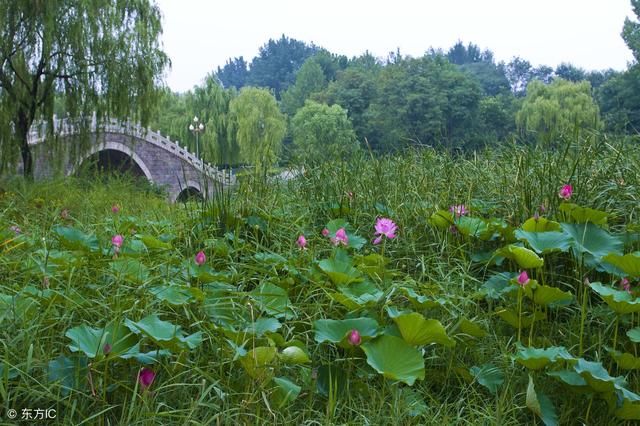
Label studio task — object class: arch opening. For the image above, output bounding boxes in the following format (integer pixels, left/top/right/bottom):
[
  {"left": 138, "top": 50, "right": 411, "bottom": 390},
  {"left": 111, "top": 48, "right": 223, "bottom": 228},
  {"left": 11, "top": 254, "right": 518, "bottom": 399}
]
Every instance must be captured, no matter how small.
[
  {"left": 76, "top": 149, "right": 147, "bottom": 180},
  {"left": 176, "top": 186, "right": 203, "bottom": 203}
]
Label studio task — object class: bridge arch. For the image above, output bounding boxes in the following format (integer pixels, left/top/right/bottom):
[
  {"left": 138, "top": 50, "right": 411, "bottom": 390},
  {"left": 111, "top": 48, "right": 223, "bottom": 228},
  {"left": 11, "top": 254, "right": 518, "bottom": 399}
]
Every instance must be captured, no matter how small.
[
  {"left": 69, "top": 141, "right": 154, "bottom": 182},
  {"left": 174, "top": 179, "right": 204, "bottom": 202}
]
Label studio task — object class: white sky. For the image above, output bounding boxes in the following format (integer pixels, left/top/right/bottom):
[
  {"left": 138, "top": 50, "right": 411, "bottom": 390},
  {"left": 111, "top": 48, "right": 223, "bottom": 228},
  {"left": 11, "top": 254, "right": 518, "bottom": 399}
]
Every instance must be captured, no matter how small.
[{"left": 156, "top": 0, "right": 636, "bottom": 93}]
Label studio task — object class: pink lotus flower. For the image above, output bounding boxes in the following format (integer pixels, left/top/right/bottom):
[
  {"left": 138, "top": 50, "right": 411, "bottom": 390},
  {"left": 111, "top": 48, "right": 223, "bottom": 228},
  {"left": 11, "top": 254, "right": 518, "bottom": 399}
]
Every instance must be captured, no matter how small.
[
  {"left": 348, "top": 329, "right": 361, "bottom": 346},
  {"left": 103, "top": 343, "right": 112, "bottom": 355},
  {"left": 331, "top": 228, "right": 349, "bottom": 246},
  {"left": 296, "top": 234, "right": 307, "bottom": 249},
  {"left": 195, "top": 250, "right": 206, "bottom": 266},
  {"left": 558, "top": 184, "right": 573, "bottom": 200},
  {"left": 517, "top": 270, "right": 530, "bottom": 287},
  {"left": 449, "top": 204, "right": 468, "bottom": 218},
  {"left": 373, "top": 217, "right": 397, "bottom": 245},
  {"left": 533, "top": 211, "right": 540, "bottom": 221},
  {"left": 621, "top": 278, "right": 632, "bottom": 294},
  {"left": 322, "top": 228, "right": 330, "bottom": 237},
  {"left": 138, "top": 368, "right": 156, "bottom": 390},
  {"left": 111, "top": 235, "right": 124, "bottom": 248},
  {"left": 111, "top": 204, "right": 120, "bottom": 214}
]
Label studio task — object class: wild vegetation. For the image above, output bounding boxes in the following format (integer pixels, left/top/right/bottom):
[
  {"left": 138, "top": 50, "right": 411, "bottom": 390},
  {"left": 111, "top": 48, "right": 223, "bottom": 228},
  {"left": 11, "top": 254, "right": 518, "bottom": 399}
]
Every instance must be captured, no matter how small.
[
  {"left": 1, "top": 135, "right": 640, "bottom": 424},
  {"left": 2, "top": 1, "right": 640, "bottom": 425}
]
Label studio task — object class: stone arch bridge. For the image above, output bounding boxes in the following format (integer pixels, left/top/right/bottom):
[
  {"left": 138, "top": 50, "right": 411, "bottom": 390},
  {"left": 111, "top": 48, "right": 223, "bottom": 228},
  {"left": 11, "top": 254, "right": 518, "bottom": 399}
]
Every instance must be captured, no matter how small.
[{"left": 25, "top": 118, "right": 235, "bottom": 201}]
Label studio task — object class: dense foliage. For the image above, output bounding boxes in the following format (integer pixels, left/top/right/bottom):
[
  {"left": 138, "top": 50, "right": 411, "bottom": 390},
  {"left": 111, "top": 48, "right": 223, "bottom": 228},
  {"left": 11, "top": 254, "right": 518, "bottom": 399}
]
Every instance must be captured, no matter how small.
[
  {"left": 2, "top": 133, "right": 640, "bottom": 424},
  {"left": 0, "top": 0, "right": 169, "bottom": 176}
]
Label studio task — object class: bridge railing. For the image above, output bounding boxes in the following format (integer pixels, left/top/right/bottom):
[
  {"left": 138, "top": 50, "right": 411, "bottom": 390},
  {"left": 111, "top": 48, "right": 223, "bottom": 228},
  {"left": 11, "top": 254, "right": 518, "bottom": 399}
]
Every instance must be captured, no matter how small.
[{"left": 27, "top": 116, "right": 235, "bottom": 186}]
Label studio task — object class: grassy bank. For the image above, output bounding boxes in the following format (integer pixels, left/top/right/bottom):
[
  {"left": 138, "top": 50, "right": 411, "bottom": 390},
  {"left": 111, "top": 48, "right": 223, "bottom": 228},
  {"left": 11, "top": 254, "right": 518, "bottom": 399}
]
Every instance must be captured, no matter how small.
[{"left": 1, "top": 137, "right": 640, "bottom": 425}]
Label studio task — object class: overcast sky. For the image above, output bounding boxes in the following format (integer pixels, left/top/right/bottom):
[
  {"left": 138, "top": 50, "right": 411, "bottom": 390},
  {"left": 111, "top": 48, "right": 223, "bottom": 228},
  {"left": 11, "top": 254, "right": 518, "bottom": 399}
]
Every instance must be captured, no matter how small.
[{"left": 156, "top": 0, "right": 636, "bottom": 93}]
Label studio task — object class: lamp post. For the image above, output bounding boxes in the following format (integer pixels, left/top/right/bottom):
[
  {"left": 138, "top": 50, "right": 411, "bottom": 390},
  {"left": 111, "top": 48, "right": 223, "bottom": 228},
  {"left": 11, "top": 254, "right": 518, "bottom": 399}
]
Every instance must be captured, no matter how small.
[{"left": 188, "top": 116, "right": 204, "bottom": 160}]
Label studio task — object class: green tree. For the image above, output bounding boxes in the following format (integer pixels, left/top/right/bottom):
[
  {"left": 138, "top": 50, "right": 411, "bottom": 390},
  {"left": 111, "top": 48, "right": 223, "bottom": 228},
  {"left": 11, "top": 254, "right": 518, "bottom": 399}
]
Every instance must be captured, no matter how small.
[
  {"left": 291, "top": 101, "right": 358, "bottom": 163},
  {"left": 216, "top": 56, "right": 249, "bottom": 90},
  {"left": 322, "top": 56, "right": 381, "bottom": 142},
  {"left": 623, "top": 0, "right": 640, "bottom": 62},
  {"left": 247, "top": 35, "right": 318, "bottom": 98},
  {"left": 555, "top": 63, "right": 587, "bottom": 82},
  {"left": 0, "top": 0, "right": 168, "bottom": 177},
  {"left": 367, "top": 55, "right": 482, "bottom": 150},
  {"left": 281, "top": 59, "right": 327, "bottom": 116},
  {"left": 516, "top": 79, "right": 601, "bottom": 142},
  {"left": 597, "top": 67, "right": 640, "bottom": 132},
  {"left": 229, "top": 87, "right": 286, "bottom": 177}
]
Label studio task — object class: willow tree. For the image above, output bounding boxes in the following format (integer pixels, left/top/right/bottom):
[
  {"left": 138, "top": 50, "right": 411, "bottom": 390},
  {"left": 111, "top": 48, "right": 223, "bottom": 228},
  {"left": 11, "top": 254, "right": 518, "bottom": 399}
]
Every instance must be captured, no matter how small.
[
  {"left": 229, "top": 87, "right": 285, "bottom": 179},
  {"left": 0, "top": 0, "right": 169, "bottom": 177},
  {"left": 516, "top": 79, "right": 601, "bottom": 144}
]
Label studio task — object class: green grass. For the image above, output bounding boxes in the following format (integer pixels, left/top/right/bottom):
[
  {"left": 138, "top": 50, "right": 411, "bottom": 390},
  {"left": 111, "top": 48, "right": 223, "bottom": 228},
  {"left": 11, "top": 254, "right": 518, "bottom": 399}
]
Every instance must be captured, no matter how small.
[{"left": 1, "top": 135, "right": 640, "bottom": 425}]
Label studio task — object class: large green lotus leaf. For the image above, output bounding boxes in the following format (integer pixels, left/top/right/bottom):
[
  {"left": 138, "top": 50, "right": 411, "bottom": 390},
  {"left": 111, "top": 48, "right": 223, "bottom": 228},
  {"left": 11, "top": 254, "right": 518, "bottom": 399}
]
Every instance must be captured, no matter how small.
[
  {"left": 606, "top": 347, "right": 640, "bottom": 370},
  {"left": 110, "top": 258, "right": 149, "bottom": 284},
  {"left": 514, "top": 230, "right": 571, "bottom": 254},
  {"left": 531, "top": 285, "right": 573, "bottom": 307},
  {"left": 521, "top": 217, "right": 562, "bottom": 232},
  {"left": 244, "top": 317, "right": 281, "bottom": 337},
  {"left": 138, "top": 234, "right": 172, "bottom": 250},
  {"left": 119, "top": 343, "right": 171, "bottom": 364},
  {"left": 526, "top": 375, "right": 558, "bottom": 426},
  {"left": 616, "top": 401, "right": 640, "bottom": 420},
  {"left": 53, "top": 225, "right": 99, "bottom": 252},
  {"left": 573, "top": 358, "right": 634, "bottom": 396},
  {"left": 455, "top": 216, "right": 492, "bottom": 240},
  {"left": 456, "top": 318, "right": 488, "bottom": 338},
  {"left": 355, "top": 253, "right": 387, "bottom": 279},
  {"left": 496, "top": 308, "right": 545, "bottom": 329},
  {"left": 514, "top": 345, "right": 575, "bottom": 370},
  {"left": 0, "top": 292, "right": 39, "bottom": 324},
  {"left": 0, "top": 364, "right": 19, "bottom": 380},
  {"left": 149, "top": 284, "right": 203, "bottom": 305},
  {"left": 250, "top": 282, "right": 296, "bottom": 320},
  {"left": 318, "top": 251, "right": 363, "bottom": 286},
  {"left": 279, "top": 346, "right": 311, "bottom": 364},
  {"left": 65, "top": 325, "right": 108, "bottom": 358},
  {"left": 400, "top": 287, "right": 449, "bottom": 309},
  {"left": 602, "top": 253, "right": 640, "bottom": 278},
  {"left": 391, "top": 312, "right": 455, "bottom": 347},
  {"left": 316, "top": 364, "right": 346, "bottom": 398},
  {"left": 240, "top": 346, "right": 277, "bottom": 380},
  {"left": 272, "top": 376, "right": 301, "bottom": 408},
  {"left": 203, "top": 293, "right": 241, "bottom": 328},
  {"left": 335, "top": 280, "right": 383, "bottom": 307},
  {"left": 124, "top": 314, "right": 202, "bottom": 351},
  {"left": 480, "top": 272, "right": 518, "bottom": 300},
  {"left": 627, "top": 327, "right": 640, "bottom": 343},
  {"left": 470, "top": 364, "right": 504, "bottom": 394},
  {"left": 429, "top": 210, "right": 453, "bottom": 229},
  {"left": 559, "top": 203, "right": 609, "bottom": 225},
  {"left": 361, "top": 335, "right": 425, "bottom": 386},
  {"left": 561, "top": 223, "right": 623, "bottom": 259},
  {"left": 590, "top": 282, "right": 640, "bottom": 314},
  {"left": 313, "top": 318, "right": 380, "bottom": 345},
  {"left": 328, "top": 292, "right": 361, "bottom": 310},
  {"left": 47, "top": 355, "right": 88, "bottom": 396},
  {"left": 547, "top": 370, "right": 588, "bottom": 388},
  {"left": 496, "top": 245, "right": 544, "bottom": 269}
]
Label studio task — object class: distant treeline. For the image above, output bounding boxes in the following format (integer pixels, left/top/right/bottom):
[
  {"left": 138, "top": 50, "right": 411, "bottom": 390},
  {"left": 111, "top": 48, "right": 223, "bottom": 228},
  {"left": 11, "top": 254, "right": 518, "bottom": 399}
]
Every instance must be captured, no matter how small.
[{"left": 150, "top": 32, "right": 640, "bottom": 165}]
